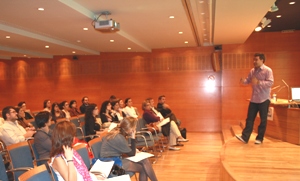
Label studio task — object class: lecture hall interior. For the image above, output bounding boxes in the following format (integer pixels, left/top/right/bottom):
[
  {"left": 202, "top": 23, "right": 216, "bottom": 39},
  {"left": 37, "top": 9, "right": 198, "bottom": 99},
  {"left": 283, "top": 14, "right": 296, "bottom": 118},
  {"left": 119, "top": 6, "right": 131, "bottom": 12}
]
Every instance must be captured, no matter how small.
[{"left": 1, "top": 0, "right": 300, "bottom": 180}]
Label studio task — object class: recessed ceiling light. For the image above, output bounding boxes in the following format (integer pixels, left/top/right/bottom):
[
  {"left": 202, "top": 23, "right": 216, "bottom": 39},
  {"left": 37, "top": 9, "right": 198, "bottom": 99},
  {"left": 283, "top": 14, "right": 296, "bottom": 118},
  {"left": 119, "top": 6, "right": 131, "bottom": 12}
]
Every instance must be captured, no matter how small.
[
  {"left": 276, "top": 15, "right": 282, "bottom": 18},
  {"left": 38, "top": 8, "right": 44, "bottom": 11},
  {"left": 184, "top": 41, "right": 188, "bottom": 44},
  {"left": 255, "top": 26, "right": 262, "bottom": 32},
  {"left": 201, "top": 13, "right": 205, "bottom": 15},
  {"left": 5, "top": 36, "right": 10, "bottom": 38},
  {"left": 199, "top": 1, "right": 204, "bottom": 3},
  {"left": 24, "top": 55, "right": 27, "bottom": 57},
  {"left": 128, "top": 47, "right": 131, "bottom": 50},
  {"left": 289, "top": 2, "right": 295, "bottom": 5},
  {"left": 169, "top": 16, "right": 175, "bottom": 19},
  {"left": 83, "top": 28, "right": 88, "bottom": 30},
  {"left": 77, "top": 40, "right": 81, "bottom": 43},
  {"left": 267, "top": 25, "right": 271, "bottom": 27},
  {"left": 110, "top": 40, "right": 114, "bottom": 42},
  {"left": 72, "top": 51, "right": 76, "bottom": 54},
  {"left": 45, "top": 45, "right": 49, "bottom": 48},
  {"left": 178, "top": 32, "right": 183, "bottom": 34}
]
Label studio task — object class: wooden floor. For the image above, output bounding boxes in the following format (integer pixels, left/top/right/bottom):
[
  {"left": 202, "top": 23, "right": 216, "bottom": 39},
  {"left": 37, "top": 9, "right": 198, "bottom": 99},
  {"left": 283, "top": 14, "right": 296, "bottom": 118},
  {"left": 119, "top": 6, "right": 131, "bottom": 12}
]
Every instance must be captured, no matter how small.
[
  {"left": 221, "top": 133, "right": 300, "bottom": 181},
  {"left": 132, "top": 132, "right": 223, "bottom": 181}
]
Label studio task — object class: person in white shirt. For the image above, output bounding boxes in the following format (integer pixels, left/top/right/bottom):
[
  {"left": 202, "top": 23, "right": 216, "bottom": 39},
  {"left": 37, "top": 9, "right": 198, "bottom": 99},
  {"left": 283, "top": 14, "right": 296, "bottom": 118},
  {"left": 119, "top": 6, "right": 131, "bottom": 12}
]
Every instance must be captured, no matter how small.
[
  {"left": 60, "top": 101, "right": 71, "bottom": 120},
  {"left": 0, "top": 106, "right": 36, "bottom": 146},
  {"left": 123, "top": 98, "right": 139, "bottom": 119}
]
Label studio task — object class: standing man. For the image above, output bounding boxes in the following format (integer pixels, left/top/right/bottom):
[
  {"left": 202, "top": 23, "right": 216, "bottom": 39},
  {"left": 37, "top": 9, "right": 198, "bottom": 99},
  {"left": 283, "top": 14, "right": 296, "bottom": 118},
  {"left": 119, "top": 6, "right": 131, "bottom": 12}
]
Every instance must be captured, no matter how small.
[
  {"left": 80, "top": 96, "right": 89, "bottom": 114},
  {"left": 0, "top": 106, "right": 36, "bottom": 146},
  {"left": 236, "top": 53, "right": 274, "bottom": 144}
]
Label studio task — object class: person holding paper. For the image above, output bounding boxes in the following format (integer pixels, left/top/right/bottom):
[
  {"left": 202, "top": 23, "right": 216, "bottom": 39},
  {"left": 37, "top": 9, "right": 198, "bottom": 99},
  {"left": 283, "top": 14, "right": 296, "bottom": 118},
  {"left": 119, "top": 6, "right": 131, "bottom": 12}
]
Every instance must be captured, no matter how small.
[
  {"left": 100, "top": 117, "right": 158, "bottom": 181},
  {"left": 49, "top": 121, "right": 99, "bottom": 181},
  {"left": 142, "top": 101, "right": 188, "bottom": 151}
]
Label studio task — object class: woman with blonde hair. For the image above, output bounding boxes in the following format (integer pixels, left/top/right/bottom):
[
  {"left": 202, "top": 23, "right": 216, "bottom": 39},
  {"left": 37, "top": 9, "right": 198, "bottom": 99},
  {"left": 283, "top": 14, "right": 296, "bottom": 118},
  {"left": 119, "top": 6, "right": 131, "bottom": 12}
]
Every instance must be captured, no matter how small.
[
  {"left": 49, "top": 121, "right": 98, "bottom": 181},
  {"left": 100, "top": 117, "right": 158, "bottom": 181}
]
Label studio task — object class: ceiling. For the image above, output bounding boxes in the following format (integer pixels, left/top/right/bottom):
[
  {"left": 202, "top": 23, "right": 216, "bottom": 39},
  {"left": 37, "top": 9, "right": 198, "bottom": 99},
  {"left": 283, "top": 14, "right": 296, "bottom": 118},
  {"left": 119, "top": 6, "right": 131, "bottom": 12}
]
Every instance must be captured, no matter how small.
[{"left": 2, "top": 0, "right": 294, "bottom": 60}]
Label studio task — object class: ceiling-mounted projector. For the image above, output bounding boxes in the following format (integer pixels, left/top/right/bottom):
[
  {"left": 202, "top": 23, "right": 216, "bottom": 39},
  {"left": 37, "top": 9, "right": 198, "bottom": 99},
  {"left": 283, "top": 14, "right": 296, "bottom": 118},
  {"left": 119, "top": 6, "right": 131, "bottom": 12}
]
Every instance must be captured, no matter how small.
[
  {"left": 93, "top": 11, "right": 120, "bottom": 33},
  {"left": 94, "top": 19, "right": 120, "bottom": 32}
]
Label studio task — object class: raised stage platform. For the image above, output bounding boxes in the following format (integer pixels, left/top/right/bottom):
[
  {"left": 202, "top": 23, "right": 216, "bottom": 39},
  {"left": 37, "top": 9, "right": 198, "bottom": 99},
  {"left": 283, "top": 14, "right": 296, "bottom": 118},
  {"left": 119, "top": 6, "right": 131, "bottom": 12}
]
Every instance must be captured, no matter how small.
[{"left": 221, "top": 133, "right": 300, "bottom": 181}]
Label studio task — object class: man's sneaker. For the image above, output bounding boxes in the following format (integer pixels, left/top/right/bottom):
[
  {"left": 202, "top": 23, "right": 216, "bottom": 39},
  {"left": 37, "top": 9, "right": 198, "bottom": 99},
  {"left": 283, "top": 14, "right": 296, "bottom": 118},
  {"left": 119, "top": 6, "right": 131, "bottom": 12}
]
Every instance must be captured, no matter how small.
[
  {"left": 168, "top": 146, "right": 180, "bottom": 151},
  {"left": 255, "top": 140, "right": 262, "bottom": 144},
  {"left": 235, "top": 135, "right": 246, "bottom": 143},
  {"left": 178, "top": 138, "right": 189, "bottom": 142}
]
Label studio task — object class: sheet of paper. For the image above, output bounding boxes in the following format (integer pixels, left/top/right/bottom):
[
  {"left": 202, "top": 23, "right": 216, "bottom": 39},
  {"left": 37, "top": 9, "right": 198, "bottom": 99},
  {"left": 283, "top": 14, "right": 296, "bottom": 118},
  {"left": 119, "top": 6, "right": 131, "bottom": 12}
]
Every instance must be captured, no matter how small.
[
  {"left": 108, "top": 122, "right": 118, "bottom": 132},
  {"left": 125, "top": 152, "right": 154, "bottom": 162},
  {"left": 156, "top": 117, "right": 170, "bottom": 127},
  {"left": 90, "top": 159, "right": 114, "bottom": 178},
  {"left": 104, "top": 174, "right": 131, "bottom": 181}
]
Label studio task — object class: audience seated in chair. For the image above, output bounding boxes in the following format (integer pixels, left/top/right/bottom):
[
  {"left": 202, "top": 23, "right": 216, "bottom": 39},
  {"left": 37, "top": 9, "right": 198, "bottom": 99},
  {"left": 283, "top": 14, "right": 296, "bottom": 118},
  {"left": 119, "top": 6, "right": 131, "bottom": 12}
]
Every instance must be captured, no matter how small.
[
  {"left": 111, "top": 100, "right": 126, "bottom": 122},
  {"left": 51, "top": 102, "right": 66, "bottom": 123},
  {"left": 157, "top": 95, "right": 181, "bottom": 127},
  {"left": 60, "top": 101, "right": 71, "bottom": 120},
  {"left": 43, "top": 100, "right": 51, "bottom": 112},
  {"left": 142, "top": 101, "right": 188, "bottom": 151},
  {"left": 99, "top": 100, "right": 114, "bottom": 124},
  {"left": 17, "top": 101, "right": 34, "bottom": 119},
  {"left": 80, "top": 96, "right": 89, "bottom": 114},
  {"left": 49, "top": 121, "right": 100, "bottom": 181},
  {"left": 34, "top": 111, "right": 53, "bottom": 159},
  {"left": 100, "top": 117, "right": 158, "bottom": 181},
  {"left": 123, "top": 98, "right": 139, "bottom": 120},
  {"left": 85, "top": 104, "right": 104, "bottom": 142},
  {"left": 0, "top": 106, "right": 36, "bottom": 146},
  {"left": 15, "top": 107, "right": 35, "bottom": 130},
  {"left": 69, "top": 100, "right": 81, "bottom": 117}
]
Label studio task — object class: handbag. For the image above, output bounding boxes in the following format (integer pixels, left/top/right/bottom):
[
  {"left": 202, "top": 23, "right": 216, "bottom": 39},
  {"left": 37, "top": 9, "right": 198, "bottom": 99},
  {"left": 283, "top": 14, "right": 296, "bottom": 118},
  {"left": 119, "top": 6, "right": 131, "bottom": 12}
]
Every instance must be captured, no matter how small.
[
  {"left": 146, "top": 122, "right": 159, "bottom": 133},
  {"left": 110, "top": 164, "right": 125, "bottom": 176}
]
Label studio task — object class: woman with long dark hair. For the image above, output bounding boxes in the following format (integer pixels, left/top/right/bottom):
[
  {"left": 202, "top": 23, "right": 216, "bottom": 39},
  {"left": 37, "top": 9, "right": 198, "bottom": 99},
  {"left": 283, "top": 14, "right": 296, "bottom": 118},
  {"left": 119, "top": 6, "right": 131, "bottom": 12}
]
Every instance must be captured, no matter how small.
[
  {"left": 69, "top": 100, "right": 81, "bottom": 117},
  {"left": 99, "top": 101, "right": 113, "bottom": 123},
  {"left": 51, "top": 102, "right": 66, "bottom": 122},
  {"left": 85, "top": 103, "right": 102, "bottom": 142}
]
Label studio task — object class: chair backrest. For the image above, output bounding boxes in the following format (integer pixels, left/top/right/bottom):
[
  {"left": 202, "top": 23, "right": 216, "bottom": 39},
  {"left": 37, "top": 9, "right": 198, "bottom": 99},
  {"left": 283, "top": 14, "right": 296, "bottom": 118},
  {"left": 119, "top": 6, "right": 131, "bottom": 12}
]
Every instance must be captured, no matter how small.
[
  {"left": 78, "top": 114, "right": 85, "bottom": 123},
  {"left": 70, "top": 117, "right": 80, "bottom": 127},
  {"left": 7, "top": 141, "right": 34, "bottom": 180},
  {"left": 48, "top": 162, "right": 59, "bottom": 181},
  {"left": 18, "top": 164, "right": 52, "bottom": 181},
  {"left": 88, "top": 137, "right": 102, "bottom": 158},
  {"left": 27, "top": 139, "right": 49, "bottom": 166},
  {"left": 136, "top": 118, "right": 147, "bottom": 132},
  {"left": 0, "top": 151, "right": 9, "bottom": 181},
  {"left": 73, "top": 143, "right": 90, "bottom": 169}
]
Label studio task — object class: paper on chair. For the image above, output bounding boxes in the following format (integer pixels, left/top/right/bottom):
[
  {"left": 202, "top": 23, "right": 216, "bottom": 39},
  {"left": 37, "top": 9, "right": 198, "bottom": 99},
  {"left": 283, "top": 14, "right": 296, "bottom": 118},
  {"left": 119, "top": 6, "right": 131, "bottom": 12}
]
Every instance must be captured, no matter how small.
[
  {"left": 108, "top": 122, "right": 118, "bottom": 132},
  {"left": 125, "top": 152, "right": 154, "bottom": 162},
  {"left": 104, "top": 174, "right": 131, "bottom": 181},
  {"left": 90, "top": 159, "right": 114, "bottom": 178},
  {"left": 156, "top": 117, "right": 170, "bottom": 127}
]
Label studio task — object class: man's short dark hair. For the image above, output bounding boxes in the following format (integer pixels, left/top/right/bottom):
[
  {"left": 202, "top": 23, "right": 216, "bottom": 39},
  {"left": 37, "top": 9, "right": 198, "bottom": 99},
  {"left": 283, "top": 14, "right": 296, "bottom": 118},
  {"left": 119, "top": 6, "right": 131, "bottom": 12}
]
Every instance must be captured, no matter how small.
[
  {"left": 254, "top": 53, "right": 265, "bottom": 63},
  {"left": 35, "top": 111, "right": 52, "bottom": 128},
  {"left": 158, "top": 95, "right": 165, "bottom": 100},
  {"left": 81, "top": 96, "right": 88, "bottom": 103},
  {"left": 2, "top": 106, "right": 15, "bottom": 120}
]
